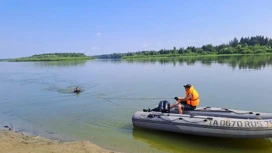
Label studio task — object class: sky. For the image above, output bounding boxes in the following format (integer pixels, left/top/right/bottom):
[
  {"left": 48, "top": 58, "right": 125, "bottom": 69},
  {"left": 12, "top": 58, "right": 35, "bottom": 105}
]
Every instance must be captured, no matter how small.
[{"left": 1, "top": 0, "right": 272, "bottom": 58}]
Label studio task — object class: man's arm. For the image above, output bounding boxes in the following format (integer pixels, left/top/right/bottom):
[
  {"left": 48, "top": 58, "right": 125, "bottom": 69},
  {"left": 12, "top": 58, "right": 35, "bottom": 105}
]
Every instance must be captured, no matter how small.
[{"left": 183, "top": 94, "right": 192, "bottom": 101}]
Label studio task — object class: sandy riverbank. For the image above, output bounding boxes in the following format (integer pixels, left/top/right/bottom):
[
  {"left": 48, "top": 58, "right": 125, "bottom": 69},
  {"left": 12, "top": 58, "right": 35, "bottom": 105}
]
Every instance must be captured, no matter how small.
[{"left": 0, "top": 129, "right": 120, "bottom": 153}]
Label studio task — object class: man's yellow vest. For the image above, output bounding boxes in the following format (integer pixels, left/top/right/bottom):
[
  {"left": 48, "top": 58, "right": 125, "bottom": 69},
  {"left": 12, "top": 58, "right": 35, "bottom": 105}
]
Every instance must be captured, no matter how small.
[{"left": 186, "top": 86, "right": 200, "bottom": 106}]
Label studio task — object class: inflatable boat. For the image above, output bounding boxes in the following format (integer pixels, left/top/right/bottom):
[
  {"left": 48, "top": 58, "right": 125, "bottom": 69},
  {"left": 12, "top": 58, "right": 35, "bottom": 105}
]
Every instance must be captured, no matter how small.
[{"left": 132, "top": 101, "right": 272, "bottom": 138}]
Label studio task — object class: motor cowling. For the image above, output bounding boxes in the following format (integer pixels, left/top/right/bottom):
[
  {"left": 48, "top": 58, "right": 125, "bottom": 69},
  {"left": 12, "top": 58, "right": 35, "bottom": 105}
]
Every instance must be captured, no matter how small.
[{"left": 151, "top": 100, "right": 170, "bottom": 113}]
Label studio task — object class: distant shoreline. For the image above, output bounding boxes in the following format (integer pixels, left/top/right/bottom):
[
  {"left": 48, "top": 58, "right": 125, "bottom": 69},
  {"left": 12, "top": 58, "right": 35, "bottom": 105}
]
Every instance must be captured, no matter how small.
[
  {"left": 4, "top": 53, "right": 272, "bottom": 62},
  {"left": 8, "top": 53, "right": 94, "bottom": 62},
  {"left": 9, "top": 57, "right": 93, "bottom": 62},
  {"left": 121, "top": 53, "right": 272, "bottom": 59},
  {"left": 94, "top": 36, "right": 272, "bottom": 59}
]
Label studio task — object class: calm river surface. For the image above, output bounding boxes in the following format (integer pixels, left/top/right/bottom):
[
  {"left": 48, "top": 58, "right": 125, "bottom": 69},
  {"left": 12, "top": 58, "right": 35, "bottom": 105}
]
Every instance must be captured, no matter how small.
[{"left": 1, "top": 55, "right": 272, "bottom": 153}]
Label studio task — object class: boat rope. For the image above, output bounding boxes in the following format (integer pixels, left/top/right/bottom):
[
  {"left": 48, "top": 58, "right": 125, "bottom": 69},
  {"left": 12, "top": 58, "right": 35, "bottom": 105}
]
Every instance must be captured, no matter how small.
[
  {"left": 98, "top": 96, "right": 172, "bottom": 105},
  {"left": 148, "top": 114, "right": 211, "bottom": 123},
  {"left": 203, "top": 107, "right": 255, "bottom": 115},
  {"left": 102, "top": 97, "right": 172, "bottom": 100},
  {"left": 222, "top": 108, "right": 254, "bottom": 115},
  {"left": 179, "top": 118, "right": 210, "bottom": 124},
  {"left": 100, "top": 97, "right": 120, "bottom": 105}
]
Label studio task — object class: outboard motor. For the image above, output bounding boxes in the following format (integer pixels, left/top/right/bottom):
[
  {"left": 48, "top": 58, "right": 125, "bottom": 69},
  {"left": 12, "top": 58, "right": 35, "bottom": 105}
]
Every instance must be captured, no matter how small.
[{"left": 146, "top": 100, "right": 170, "bottom": 113}]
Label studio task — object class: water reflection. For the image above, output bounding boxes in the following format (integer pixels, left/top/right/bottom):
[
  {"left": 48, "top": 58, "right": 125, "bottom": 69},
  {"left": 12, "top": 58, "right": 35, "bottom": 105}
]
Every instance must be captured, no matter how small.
[
  {"left": 124, "top": 54, "right": 272, "bottom": 70},
  {"left": 132, "top": 127, "right": 272, "bottom": 153},
  {"left": 33, "top": 60, "right": 87, "bottom": 67}
]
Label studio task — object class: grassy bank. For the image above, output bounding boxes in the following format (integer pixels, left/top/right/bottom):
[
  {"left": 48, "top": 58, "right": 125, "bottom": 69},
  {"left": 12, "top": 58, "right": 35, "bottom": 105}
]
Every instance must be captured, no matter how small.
[{"left": 9, "top": 53, "right": 94, "bottom": 62}]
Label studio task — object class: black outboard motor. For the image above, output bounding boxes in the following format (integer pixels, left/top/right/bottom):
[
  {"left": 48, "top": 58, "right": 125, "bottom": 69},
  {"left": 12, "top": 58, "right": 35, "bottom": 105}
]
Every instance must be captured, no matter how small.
[{"left": 143, "top": 100, "right": 170, "bottom": 113}]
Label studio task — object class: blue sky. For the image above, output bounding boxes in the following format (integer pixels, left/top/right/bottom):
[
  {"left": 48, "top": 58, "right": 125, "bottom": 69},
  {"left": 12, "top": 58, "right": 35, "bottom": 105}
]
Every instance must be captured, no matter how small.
[{"left": 1, "top": 0, "right": 272, "bottom": 58}]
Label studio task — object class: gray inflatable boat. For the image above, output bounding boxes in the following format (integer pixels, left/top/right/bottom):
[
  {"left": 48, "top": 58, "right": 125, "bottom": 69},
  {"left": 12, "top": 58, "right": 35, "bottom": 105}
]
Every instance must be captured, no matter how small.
[{"left": 132, "top": 101, "right": 272, "bottom": 138}]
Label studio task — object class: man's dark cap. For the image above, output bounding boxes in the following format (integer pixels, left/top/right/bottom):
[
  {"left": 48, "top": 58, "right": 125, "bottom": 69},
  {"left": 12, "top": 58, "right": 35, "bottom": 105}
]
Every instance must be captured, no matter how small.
[{"left": 183, "top": 84, "right": 192, "bottom": 88}]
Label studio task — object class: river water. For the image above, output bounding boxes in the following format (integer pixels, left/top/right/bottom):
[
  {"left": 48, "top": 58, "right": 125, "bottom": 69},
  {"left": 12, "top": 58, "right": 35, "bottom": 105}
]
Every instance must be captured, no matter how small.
[{"left": 1, "top": 55, "right": 272, "bottom": 153}]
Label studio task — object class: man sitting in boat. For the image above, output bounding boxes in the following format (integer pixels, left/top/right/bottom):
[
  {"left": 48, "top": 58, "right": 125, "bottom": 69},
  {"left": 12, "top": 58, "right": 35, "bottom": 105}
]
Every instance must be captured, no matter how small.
[{"left": 170, "top": 84, "right": 200, "bottom": 114}]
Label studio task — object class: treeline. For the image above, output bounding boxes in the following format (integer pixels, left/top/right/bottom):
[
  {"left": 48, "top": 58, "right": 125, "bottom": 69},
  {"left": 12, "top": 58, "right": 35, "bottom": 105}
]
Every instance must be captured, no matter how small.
[
  {"left": 126, "top": 54, "right": 272, "bottom": 69},
  {"left": 32, "top": 53, "right": 86, "bottom": 57},
  {"left": 125, "top": 54, "right": 272, "bottom": 70},
  {"left": 10, "top": 53, "right": 94, "bottom": 62},
  {"left": 95, "top": 36, "right": 272, "bottom": 59},
  {"left": 0, "top": 58, "right": 11, "bottom": 61}
]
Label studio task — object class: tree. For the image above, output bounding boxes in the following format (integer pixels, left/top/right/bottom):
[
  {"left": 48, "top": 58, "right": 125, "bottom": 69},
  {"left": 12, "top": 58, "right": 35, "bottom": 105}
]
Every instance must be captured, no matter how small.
[
  {"left": 178, "top": 48, "right": 185, "bottom": 54},
  {"left": 229, "top": 37, "right": 239, "bottom": 47}
]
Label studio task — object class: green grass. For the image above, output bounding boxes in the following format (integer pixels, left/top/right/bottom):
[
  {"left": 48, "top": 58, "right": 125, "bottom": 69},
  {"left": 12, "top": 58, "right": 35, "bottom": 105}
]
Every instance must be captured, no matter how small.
[{"left": 9, "top": 53, "right": 95, "bottom": 62}]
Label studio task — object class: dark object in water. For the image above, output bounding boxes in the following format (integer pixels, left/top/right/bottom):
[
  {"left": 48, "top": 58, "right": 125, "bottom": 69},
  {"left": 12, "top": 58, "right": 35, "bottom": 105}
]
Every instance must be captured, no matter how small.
[
  {"left": 74, "top": 87, "right": 81, "bottom": 93},
  {"left": 4, "top": 124, "right": 13, "bottom": 131}
]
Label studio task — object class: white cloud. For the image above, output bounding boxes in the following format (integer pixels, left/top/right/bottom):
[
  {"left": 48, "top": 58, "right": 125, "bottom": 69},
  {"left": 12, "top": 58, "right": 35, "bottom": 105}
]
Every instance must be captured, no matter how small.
[
  {"left": 142, "top": 44, "right": 148, "bottom": 48},
  {"left": 91, "top": 46, "right": 98, "bottom": 50},
  {"left": 96, "top": 33, "right": 101, "bottom": 36}
]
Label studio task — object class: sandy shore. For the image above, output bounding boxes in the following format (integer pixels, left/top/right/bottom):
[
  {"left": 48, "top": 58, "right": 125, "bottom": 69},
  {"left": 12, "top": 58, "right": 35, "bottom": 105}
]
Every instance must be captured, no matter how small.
[{"left": 0, "top": 129, "right": 119, "bottom": 153}]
